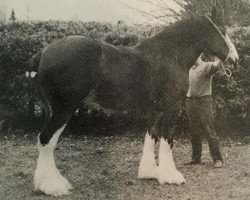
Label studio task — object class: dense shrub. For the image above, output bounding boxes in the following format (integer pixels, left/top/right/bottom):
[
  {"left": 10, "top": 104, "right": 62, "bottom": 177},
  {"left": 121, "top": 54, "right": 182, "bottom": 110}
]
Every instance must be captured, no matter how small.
[
  {"left": 0, "top": 20, "right": 249, "bottom": 132},
  {"left": 214, "top": 27, "right": 250, "bottom": 130},
  {"left": 0, "top": 20, "right": 144, "bottom": 129}
]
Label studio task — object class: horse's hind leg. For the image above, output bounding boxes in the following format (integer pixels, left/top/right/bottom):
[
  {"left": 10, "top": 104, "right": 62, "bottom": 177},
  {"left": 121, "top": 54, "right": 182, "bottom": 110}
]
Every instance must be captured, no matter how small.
[{"left": 34, "top": 108, "right": 74, "bottom": 196}]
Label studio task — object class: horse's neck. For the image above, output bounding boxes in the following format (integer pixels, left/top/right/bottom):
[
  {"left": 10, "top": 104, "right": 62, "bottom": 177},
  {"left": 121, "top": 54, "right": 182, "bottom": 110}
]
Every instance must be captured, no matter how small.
[
  {"left": 134, "top": 30, "right": 203, "bottom": 105},
  {"left": 135, "top": 32, "right": 202, "bottom": 70}
]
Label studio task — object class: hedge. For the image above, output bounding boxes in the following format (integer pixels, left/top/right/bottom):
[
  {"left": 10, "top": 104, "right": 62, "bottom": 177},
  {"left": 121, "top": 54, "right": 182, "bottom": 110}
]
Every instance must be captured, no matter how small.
[{"left": 0, "top": 20, "right": 249, "bottom": 131}]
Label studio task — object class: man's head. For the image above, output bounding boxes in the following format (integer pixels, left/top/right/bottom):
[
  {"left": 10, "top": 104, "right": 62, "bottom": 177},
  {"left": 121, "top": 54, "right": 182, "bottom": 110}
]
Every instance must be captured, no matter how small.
[
  {"left": 194, "top": 53, "right": 213, "bottom": 66},
  {"left": 194, "top": 53, "right": 204, "bottom": 66},
  {"left": 202, "top": 52, "right": 216, "bottom": 62}
]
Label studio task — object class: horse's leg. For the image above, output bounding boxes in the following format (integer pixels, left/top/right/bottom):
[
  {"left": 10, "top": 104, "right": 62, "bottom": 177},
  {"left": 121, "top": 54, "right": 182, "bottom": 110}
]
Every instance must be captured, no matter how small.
[
  {"left": 34, "top": 109, "right": 73, "bottom": 196},
  {"left": 138, "top": 127, "right": 157, "bottom": 179},
  {"left": 156, "top": 124, "right": 186, "bottom": 185},
  {"left": 138, "top": 110, "right": 163, "bottom": 179}
]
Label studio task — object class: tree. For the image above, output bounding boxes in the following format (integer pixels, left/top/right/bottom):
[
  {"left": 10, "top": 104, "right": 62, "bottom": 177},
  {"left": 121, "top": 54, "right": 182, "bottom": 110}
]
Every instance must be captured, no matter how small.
[
  {"left": 141, "top": 0, "right": 250, "bottom": 26},
  {"left": 9, "top": 9, "right": 16, "bottom": 21},
  {"left": 132, "top": 0, "right": 250, "bottom": 130}
]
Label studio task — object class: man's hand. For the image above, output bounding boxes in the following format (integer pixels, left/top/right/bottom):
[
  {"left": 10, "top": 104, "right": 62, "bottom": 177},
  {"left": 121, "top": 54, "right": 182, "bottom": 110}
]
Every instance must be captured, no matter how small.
[{"left": 214, "top": 60, "right": 232, "bottom": 77}]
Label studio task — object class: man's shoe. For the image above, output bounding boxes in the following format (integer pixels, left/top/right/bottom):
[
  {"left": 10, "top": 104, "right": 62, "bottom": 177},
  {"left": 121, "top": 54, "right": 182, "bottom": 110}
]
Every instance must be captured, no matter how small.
[
  {"left": 184, "top": 159, "right": 202, "bottom": 165},
  {"left": 214, "top": 160, "right": 223, "bottom": 168}
]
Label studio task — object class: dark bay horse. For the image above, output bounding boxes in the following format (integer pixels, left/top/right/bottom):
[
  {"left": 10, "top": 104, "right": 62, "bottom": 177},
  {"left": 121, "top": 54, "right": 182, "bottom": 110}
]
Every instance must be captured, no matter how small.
[{"left": 33, "top": 16, "right": 238, "bottom": 196}]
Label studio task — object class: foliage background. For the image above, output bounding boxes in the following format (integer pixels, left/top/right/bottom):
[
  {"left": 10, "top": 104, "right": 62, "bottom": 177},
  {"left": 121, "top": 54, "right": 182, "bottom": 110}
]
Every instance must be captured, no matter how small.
[{"left": 0, "top": 19, "right": 249, "bottom": 132}]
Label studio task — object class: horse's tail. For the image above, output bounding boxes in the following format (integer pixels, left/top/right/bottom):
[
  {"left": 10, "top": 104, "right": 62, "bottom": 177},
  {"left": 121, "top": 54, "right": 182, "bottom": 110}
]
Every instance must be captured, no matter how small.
[
  {"left": 26, "top": 49, "right": 51, "bottom": 125},
  {"left": 37, "top": 86, "right": 52, "bottom": 126},
  {"left": 26, "top": 50, "right": 42, "bottom": 78}
]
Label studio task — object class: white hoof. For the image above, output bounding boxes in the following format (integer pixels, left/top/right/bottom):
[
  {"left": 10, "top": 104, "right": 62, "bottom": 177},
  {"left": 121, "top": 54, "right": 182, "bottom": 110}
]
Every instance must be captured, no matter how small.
[
  {"left": 34, "top": 170, "right": 73, "bottom": 196},
  {"left": 157, "top": 168, "right": 186, "bottom": 185},
  {"left": 138, "top": 158, "right": 157, "bottom": 179}
]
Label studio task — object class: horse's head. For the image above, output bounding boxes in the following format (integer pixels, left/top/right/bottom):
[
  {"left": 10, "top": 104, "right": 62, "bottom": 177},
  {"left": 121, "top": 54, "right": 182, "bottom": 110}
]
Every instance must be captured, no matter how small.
[{"left": 202, "top": 17, "right": 239, "bottom": 67}]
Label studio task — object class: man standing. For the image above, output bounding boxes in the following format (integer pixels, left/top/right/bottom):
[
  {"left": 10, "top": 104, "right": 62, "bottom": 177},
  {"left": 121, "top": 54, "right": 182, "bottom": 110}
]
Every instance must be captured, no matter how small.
[{"left": 186, "top": 53, "right": 225, "bottom": 168}]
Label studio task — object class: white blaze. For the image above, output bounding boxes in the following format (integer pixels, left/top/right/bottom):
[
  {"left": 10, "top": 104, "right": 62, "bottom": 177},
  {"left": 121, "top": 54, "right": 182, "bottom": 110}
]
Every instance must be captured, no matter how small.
[
  {"left": 225, "top": 34, "right": 239, "bottom": 62},
  {"left": 207, "top": 17, "right": 239, "bottom": 63}
]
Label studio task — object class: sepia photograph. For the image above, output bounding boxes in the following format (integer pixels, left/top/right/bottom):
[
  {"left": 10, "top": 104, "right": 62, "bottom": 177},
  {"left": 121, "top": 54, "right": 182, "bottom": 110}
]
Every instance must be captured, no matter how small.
[{"left": 0, "top": 0, "right": 249, "bottom": 199}]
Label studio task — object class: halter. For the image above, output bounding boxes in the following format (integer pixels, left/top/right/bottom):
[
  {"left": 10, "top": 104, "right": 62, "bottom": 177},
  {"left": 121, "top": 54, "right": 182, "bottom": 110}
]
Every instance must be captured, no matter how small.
[
  {"left": 223, "top": 46, "right": 232, "bottom": 77},
  {"left": 221, "top": 62, "right": 232, "bottom": 77},
  {"left": 224, "top": 49, "right": 230, "bottom": 63},
  {"left": 222, "top": 38, "right": 233, "bottom": 77}
]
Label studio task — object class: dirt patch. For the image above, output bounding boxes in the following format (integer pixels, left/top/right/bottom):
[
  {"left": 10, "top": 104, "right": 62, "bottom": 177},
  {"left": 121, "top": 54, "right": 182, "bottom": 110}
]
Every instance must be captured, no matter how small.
[{"left": 0, "top": 131, "right": 249, "bottom": 200}]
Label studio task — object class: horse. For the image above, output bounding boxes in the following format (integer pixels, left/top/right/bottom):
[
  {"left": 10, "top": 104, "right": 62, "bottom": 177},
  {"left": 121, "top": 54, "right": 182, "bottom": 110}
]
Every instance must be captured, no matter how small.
[{"left": 32, "top": 16, "right": 239, "bottom": 196}]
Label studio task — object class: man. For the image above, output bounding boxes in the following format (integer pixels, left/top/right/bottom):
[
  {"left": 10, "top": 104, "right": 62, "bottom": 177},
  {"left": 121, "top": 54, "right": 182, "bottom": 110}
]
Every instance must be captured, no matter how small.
[{"left": 186, "top": 53, "right": 224, "bottom": 168}]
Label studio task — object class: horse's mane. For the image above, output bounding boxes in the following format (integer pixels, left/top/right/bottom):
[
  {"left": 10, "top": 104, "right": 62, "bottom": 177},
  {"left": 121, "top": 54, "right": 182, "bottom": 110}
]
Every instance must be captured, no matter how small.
[
  {"left": 136, "top": 16, "right": 210, "bottom": 59},
  {"left": 154, "top": 16, "right": 207, "bottom": 47}
]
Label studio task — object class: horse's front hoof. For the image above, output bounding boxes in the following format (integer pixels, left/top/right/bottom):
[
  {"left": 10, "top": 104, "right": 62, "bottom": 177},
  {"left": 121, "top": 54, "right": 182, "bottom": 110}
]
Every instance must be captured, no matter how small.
[
  {"left": 138, "top": 163, "right": 157, "bottom": 179},
  {"left": 157, "top": 168, "right": 186, "bottom": 185}
]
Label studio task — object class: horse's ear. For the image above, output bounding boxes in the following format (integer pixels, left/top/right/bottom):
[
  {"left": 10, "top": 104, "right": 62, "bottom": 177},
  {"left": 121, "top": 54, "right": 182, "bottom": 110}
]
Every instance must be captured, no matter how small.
[
  {"left": 210, "top": 7, "right": 217, "bottom": 22},
  {"left": 210, "top": 6, "right": 223, "bottom": 26}
]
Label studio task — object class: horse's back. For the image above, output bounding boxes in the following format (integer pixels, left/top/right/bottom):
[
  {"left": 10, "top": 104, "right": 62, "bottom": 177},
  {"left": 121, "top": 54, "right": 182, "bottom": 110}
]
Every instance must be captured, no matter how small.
[
  {"left": 37, "top": 35, "right": 151, "bottom": 111},
  {"left": 38, "top": 36, "right": 102, "bottom": 72}
]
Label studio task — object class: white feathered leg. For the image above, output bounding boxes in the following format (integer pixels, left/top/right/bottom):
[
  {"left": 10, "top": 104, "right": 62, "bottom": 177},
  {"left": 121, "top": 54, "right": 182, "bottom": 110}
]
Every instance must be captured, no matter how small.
[
  {"left": 157, "top": 137, "right": 185, "bottom": 184},
  {"left": 138, "top": 132, "right": 157, "bottom": 179},
  {"left": 34, "top": 124, "right": 73, "bottom": 196}
]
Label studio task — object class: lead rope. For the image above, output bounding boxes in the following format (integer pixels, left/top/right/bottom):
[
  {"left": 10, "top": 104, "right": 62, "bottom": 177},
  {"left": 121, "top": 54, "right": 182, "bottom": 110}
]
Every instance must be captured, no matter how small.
[
  {"left": 221, "top": 58, "right": 232, "bottom": 78},
  {"left": 222, "top": 44, "right": 232, "bottom": 77},
  {"left": 224, "top": 49, "right": 230, "bottom": 63}
]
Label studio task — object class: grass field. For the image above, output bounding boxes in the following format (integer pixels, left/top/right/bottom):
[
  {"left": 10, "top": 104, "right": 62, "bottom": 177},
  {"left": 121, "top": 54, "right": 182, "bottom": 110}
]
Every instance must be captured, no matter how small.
[{"left": 0, "top": 130, "right": 249, "bottom": 200}]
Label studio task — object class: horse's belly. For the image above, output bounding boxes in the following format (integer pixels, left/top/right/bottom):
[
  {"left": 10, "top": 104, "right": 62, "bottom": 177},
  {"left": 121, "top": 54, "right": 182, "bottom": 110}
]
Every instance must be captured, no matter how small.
[
  {"left": 93, "top": 80, "right": 150, "bottom": 112},
  {"left": 96, "top": 44, "right": 150, "bottom": 110}
]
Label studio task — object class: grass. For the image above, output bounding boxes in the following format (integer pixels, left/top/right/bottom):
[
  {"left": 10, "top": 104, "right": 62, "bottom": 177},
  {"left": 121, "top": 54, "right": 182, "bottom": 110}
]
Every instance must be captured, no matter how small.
[{"left": 0, "top": 130, "right": 249, "bottom": 200}]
